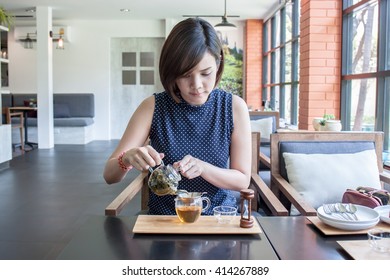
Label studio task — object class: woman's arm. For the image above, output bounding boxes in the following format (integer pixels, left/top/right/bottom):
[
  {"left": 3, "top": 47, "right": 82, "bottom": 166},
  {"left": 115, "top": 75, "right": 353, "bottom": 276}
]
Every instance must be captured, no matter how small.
[
  {"left": 103, "top": 96, "right": 163, "bottom": 184},
  {"left": 175, "top": 95, "right": 252, "bottom": 191}
]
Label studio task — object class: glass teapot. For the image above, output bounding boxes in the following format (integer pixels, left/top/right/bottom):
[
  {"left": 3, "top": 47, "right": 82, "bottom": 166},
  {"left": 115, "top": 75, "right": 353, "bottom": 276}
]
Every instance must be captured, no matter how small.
[{"left": 148, "top": 161, "right": 182, "bottom": 196}]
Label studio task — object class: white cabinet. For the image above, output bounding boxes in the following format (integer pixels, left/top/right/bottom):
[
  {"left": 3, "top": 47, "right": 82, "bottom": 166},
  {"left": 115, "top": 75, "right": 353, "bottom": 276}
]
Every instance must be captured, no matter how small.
[
  {"left": 0, "top": 124, "right": 12, "bottom": 168},
  {"left": 1, "top": 25, "right": 9, "bottom": 93},
  {"left": 0, "top": 24, "right": 12, "bottom": 167}
]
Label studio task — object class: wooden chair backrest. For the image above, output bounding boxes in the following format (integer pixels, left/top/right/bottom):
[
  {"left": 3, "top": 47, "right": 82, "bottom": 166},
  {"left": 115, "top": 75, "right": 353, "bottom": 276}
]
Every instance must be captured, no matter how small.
[
  {"left": 2, "top": 107, "right": 24, "bottom": 128},
  {"left": 251, "top": 132, "right": 260, "bottom": 174},
  {"left": 270, "top": 131, "right": 384, "bottom": 177},
  {"left": 269, "top": 131, "right": 385, "bottom": 214},
  {"left": 249, "top": 111, "right": 280, "bottom": 129}
]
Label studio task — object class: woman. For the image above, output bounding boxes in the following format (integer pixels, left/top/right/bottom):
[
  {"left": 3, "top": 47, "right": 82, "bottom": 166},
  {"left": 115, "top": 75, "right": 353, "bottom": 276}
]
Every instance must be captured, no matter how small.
[{"left": 104, "top": 18, "right": 251, "bottom": 215}]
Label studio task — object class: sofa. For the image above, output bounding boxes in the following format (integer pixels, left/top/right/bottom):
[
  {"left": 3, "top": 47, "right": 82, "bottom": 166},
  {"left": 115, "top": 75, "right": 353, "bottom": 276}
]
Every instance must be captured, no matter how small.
[{"left": 1, "top": 93, "right": 95, "bottom": 144}]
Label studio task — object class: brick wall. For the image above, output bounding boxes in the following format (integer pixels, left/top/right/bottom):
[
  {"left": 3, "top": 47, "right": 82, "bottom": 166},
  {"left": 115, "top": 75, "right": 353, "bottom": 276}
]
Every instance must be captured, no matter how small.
[
  {"left": 299, "top": 0, "right": 342, "bottom": 129},
  {"left": 245, "top": 20, "right": 263, "bottom": 111}
]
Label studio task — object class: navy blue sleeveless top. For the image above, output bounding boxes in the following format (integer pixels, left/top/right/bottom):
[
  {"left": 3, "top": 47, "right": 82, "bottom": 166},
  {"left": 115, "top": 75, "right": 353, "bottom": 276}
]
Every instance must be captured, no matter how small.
[{"left": 148, "top": 88, "right": 237, "bottom": 215}]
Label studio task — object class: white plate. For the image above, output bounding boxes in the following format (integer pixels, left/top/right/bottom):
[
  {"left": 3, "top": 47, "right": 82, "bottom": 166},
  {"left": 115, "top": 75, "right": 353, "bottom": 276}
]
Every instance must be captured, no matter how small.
[
  {"left": 317, "top": 204, "right": 380, "bottom": 224},
  {"left": 318, "top": 212, "right": 379, "bottom": 227},
  {"left": 317, "top": 214, "right": 379, "bottom": 231},
  {"left": 374, "top": 205, "right": 390, "bottom": 225}
]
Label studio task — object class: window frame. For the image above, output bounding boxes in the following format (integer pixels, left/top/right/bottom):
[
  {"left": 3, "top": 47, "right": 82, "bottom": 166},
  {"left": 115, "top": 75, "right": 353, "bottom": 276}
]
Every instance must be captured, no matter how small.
[
  {"left": 341, "top": 0, "right": 390, "bottom": 150},
  {"left": 262, "top": 0, "right": 300, "bottom": 125}
]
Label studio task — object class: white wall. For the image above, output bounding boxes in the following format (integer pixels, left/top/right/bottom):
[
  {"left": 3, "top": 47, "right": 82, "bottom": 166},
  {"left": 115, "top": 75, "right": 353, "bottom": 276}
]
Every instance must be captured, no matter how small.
[
  {"left": 7, "top": 18, "right": 242, "bottom": 141},
  {"left": 8, "top": 19, "right": 170, "bottom": 141}
]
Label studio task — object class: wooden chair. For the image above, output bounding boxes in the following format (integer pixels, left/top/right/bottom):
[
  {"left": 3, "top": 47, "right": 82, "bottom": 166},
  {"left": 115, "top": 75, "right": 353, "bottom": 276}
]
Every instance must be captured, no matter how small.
[
  {"left": 105, "top": 132, "right": 288, "bottom": 216},
  {"left": 270, "top": 131, "right": 390, "bottom": 216},
  {"left": 2, "top": 107, "right": 25, "bottom": 151},
  {"left": 249, "top": 111, "right": 280, "bottom": 169},
  {"left": 250, "top": 132, "right": 288, "bottom": 216}
]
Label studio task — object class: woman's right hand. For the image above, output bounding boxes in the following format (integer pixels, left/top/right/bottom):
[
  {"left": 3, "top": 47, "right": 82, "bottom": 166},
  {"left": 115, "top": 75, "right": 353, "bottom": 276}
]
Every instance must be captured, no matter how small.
[{"left": 123, "top": 145, "right": 164, "bottom": 172}]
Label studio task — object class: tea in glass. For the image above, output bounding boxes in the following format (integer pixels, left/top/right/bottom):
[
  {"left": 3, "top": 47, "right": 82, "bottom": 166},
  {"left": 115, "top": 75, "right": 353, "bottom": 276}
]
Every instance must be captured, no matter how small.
[
  {"left": 176, "top": 205, "right": 202, "bottom": 223},
  {"left": 174, "top": 192, "right": 211, "bottom": 223}
]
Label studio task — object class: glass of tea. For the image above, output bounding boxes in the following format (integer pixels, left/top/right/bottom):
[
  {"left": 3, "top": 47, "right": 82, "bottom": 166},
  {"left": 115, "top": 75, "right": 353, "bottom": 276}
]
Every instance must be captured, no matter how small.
[{"left": 175, "top": 192, "right": 211, "bottom": 223}]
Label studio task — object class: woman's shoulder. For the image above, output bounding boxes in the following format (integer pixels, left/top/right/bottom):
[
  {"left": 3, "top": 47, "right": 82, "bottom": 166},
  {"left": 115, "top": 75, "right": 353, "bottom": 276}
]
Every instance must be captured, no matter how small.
[
  {"left": 211, "top": 88, "right": 249, "bottom": 112},
  {"left": 154, "top": 91, "right": 175, "bottom": 104},
  {"left": 153, "top": 91, "right": 169, "bottom": 98},
  {"left": 212, "top": 88, "right": 233, "bottom": 103},
  {"left": 140, "top": 95, "right": 155, "bottom": 108},
  {"left": 232, "top": 94, "right": 247, "bottom": 108},
  {"left": 231, "top": 94, "right": 250, "bottom": 123}
]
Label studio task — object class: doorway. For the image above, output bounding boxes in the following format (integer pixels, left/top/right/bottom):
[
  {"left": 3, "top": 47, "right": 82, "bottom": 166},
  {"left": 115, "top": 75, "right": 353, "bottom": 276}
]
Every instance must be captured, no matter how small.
[{"left": 110, "top": 38, "right": 164, "bottom": 139}]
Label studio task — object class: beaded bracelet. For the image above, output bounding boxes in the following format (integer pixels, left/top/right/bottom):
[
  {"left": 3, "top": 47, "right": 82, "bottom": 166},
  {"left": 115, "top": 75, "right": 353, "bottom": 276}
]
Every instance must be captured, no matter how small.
[{"left": 117, "top": 151, "right": 133, "bottom": 171}]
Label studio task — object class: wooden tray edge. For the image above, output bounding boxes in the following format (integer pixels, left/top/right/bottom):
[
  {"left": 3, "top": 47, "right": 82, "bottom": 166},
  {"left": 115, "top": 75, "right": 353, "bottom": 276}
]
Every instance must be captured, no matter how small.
[{"left": 132, "top": 215, "right": 262, "bottom": 235}]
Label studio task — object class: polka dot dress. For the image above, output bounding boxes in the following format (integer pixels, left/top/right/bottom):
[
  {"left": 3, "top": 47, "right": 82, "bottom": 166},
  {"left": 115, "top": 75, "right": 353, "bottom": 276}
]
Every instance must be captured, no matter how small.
[{"left": 148, "top": 89, "right": 237, "bottom": 215}]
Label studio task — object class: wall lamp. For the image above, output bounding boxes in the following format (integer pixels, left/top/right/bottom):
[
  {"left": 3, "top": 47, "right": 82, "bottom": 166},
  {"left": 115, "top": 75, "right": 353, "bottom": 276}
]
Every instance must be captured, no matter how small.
[
  {"left": 20, "top": 28, "right": 66, "bottom": 49},
  {"left": 20, "top": 32, "right": 36, "bottom": 49},
  {"left": 49, "top": 28, "right": 65, "bottom": 50}
]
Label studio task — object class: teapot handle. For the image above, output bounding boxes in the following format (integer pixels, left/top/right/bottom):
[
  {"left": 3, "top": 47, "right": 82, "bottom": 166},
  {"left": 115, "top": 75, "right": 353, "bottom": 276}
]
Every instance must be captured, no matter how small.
[{"left": 148, "top": 160, "right": 165, "bottom": 173}]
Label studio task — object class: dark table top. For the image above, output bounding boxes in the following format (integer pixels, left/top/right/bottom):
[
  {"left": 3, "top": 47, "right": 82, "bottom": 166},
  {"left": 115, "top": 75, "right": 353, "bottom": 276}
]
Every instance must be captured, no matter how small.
[
  {"left": 258, "top": 216, "right": 368, "bottom": 260},
  {"left": 57, "top": 215, "right": 279, "bottom": 260}
]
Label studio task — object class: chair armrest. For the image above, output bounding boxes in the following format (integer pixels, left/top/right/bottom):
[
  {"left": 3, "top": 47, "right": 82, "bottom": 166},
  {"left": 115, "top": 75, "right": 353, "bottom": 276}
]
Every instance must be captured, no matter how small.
[
  {"left": 9, "top": 111, "right": 23, "bottom": 117},
  {"left": 259, "top": 152, "right": 271, "bottom": 169},
  {"left": 250, "top": 172, "right": 288, "bottom": 216},
  {"left": 271, "top": 174, "right": 317, "bottom": 216},
  {"left": 105, "top": 172, "right": 148, "bottom": 216},
  {"left": 380, "top": 171, "right": 390, "bottom": 185}
]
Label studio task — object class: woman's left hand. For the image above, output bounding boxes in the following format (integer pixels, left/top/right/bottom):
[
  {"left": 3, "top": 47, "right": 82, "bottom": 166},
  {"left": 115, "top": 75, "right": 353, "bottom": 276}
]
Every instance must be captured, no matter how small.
[{"left": 173, "top": 155, "right": 204, "bottom": 179}]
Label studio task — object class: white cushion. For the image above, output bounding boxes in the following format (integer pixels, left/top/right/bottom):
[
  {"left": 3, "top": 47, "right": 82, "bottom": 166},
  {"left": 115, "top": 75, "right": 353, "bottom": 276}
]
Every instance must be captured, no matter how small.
[
  {"left": 250, "top": 118, "right": 273, "bottom": 141},
  {"left": 282, "top": 149, "right": 381, "bottom": 215}
]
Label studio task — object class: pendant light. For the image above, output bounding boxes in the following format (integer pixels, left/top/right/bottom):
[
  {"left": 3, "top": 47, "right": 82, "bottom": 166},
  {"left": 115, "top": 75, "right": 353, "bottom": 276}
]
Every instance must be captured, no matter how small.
[{"left": 214, "top": 0, "right": 237, "bottom": 30}]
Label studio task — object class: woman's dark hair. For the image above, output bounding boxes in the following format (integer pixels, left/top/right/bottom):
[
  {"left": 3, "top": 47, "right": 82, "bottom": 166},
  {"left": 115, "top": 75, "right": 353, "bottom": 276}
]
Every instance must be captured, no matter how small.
[{"left": 159, "top": 18, "right": 224, "bottom": 96}]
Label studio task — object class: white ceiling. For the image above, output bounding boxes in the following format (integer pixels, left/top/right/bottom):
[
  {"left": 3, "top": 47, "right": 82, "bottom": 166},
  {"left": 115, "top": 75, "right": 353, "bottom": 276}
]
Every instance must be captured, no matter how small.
[{"left": 1, "top": 0, "right": 280, "bottom": 23}]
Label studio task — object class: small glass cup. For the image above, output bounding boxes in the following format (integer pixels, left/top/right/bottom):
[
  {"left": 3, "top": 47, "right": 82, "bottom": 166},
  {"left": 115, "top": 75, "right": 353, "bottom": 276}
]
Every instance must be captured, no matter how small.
[
  {"left": 367, "top": 228, "right": 390, "bottom": 253},
  {"left": 213, "top": 206, "right": 237, "bottom": 224}
]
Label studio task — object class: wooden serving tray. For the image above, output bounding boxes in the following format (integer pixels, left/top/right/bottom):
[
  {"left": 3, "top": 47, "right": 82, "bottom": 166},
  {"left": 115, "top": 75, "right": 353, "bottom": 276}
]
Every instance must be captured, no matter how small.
[
  {"left": 307, "top": 216, "right": 390, "bottom": 235},
  {"left": 133, "top": 215, "right": 262, "bottom": 234},
  {"left": 337, "top": 240, "right": 390, "bottom": 260}
]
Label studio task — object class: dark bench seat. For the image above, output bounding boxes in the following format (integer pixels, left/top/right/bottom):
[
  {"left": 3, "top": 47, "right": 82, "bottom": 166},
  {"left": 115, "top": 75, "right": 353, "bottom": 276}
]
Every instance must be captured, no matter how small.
[
  {"left": 2, "top": 93, "right": 95, "bottom": 144},
  {"left": 25, "top": 117, "right": 94, "bottom": 127}
]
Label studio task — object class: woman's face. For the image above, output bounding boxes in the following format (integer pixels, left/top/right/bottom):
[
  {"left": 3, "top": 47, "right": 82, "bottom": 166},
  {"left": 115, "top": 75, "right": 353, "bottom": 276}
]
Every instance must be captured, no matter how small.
[{"left": 175, "top": 52, "right": 218, "bottom": 106}]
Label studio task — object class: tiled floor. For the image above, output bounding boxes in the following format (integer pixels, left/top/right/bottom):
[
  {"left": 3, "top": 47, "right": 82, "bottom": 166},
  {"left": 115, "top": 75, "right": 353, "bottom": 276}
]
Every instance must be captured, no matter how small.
[
  {"left": 12, "top": 147, "right": 25, "bottom": 158},
  {"left": 0, "top": 140, "right": 140, "bottom": 260}
]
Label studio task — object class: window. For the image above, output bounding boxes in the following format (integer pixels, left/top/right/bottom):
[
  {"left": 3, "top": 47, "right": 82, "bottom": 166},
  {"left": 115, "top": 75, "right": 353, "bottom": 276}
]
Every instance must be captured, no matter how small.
[
  {"left": 262, "top": 0, "right": 300, "bottom": 125},
  {"left": 341, "top": 0, "right": 390, "bottom": 151},
  {"left": 121, "top": 52, "right": 155, "bottom": 85}
]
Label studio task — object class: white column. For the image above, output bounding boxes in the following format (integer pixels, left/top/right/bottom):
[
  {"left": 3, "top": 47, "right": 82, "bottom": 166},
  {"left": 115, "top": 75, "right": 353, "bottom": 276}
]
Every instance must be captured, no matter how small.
[
  {"left": 164, "top": 19, "right": 177, "bottom": 38},
  {"left": 36, "top": 6, "right": 54, "bottom": 149}
]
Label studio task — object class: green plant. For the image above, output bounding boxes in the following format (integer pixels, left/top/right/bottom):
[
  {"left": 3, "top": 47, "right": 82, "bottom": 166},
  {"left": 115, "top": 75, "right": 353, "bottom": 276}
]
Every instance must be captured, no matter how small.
[
  {"left": 0, "top": 7, "right": 13, "bottom": 28},
  {"left": 319, "top": 114, "right": 335, "bottom": 126}
]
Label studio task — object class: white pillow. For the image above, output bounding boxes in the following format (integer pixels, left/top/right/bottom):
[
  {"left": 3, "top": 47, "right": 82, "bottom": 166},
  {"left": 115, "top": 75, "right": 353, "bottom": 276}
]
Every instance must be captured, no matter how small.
[
  {"left": 250, "top": 118, "right": 273, "bottom": 141},
  {"left": 282, "top": 149, "right": 381, "bottom": 215}
]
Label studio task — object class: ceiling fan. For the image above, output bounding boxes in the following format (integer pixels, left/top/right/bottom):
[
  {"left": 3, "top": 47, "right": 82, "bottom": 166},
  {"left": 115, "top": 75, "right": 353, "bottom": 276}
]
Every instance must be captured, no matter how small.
[{"left": 183, "top": 0, "right": 239, "bottom": 29}]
